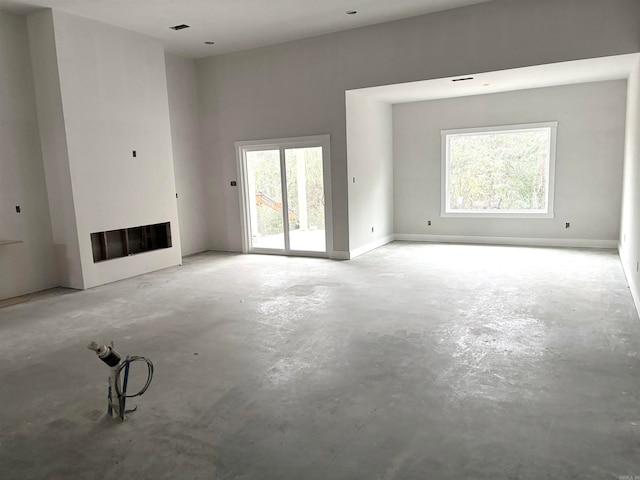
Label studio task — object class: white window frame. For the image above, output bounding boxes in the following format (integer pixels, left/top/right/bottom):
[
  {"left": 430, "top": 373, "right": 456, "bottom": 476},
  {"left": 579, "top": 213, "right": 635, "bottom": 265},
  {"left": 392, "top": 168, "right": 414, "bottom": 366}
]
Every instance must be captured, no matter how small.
[{"left": 441, "top": 121, "right": 558, "bottom": 219}]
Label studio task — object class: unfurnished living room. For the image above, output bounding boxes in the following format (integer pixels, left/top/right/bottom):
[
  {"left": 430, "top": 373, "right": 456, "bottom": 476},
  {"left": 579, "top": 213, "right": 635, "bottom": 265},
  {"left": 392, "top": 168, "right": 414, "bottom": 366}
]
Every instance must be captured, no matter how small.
[{"left": 1, "top": 0, "right": 640, "bottom": 478}]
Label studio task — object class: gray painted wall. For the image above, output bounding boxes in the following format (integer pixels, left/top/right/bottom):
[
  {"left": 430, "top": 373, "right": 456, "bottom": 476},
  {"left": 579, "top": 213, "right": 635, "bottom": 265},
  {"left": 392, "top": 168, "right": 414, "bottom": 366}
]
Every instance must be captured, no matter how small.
[
  {"left": 0, "top": 11, "right": 57, "bottom": 300},
  {"left": 197, "top": 0, "right": 640, "bottom": 254},
  {"left": 393, "top": 81, "right": 628, "bottom": 243},
  {"left": 165, "top": 53, "right": 209, "bottom": 256}
]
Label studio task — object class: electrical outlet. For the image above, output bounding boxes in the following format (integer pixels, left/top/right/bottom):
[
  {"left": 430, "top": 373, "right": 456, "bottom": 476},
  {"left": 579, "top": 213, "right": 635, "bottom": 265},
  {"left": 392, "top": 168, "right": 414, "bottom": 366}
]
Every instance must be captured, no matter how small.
[
  {"left": 636, "top": 261, "right": 639, "bottom": 273},
  {"left": 428, "top": 220, "right": 431, "bottom": 226},
  {"left": 132, "top": 150, "right": 137, "bottom": 158},
  {"left": 353, "top": 177, "right": 356, "bottom": 183},
  {"left": 15, "top": 205, "right": 21, "bottom": 213},
  {"left": 230, "top": 181, "right": 237, "bottom": 186},
  {"left": 565, "top": 222, "right": 570, "bottom": 229},
  {"left": 371, "top": 227, "right": 374, "bottom": 233}
]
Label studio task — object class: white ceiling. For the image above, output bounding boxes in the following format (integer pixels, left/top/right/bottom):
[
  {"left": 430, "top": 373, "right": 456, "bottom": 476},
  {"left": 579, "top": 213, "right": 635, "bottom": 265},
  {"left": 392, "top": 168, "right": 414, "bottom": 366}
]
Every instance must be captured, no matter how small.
[
  {"left": 0, "top": 0, "right": 493, "bottom": 58},
  {"left": 348, "top": 54, "right": 640, "bottom": 104}
]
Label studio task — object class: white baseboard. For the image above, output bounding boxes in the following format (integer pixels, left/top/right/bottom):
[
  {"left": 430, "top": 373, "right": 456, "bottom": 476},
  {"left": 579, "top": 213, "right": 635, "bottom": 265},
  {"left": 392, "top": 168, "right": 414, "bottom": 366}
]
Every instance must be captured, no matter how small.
[
  {"left": 619, "top": 243, "right": 640, "bottom": 318},
  {"left": 349, "top": 235, "right": 395, "bottom": 259},
  {"left": 394, "top": 234, "right": 617, "bottom": 249}
]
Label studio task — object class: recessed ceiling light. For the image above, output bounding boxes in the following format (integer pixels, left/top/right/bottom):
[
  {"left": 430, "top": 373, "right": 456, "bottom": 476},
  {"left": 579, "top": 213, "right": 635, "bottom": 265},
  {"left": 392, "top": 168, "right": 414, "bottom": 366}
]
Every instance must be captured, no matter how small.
[
  {"left": 346, "top": 10, "right": 357, "bottom": 15},
  {"left": 452, "top": 76, "right": 474, "bottom": 82},
  {"left": 204, "top": 41, "right": 215, "bottom": 45},
  {"left": 170, "top": 24, "right": 190, "bottom": 31}
]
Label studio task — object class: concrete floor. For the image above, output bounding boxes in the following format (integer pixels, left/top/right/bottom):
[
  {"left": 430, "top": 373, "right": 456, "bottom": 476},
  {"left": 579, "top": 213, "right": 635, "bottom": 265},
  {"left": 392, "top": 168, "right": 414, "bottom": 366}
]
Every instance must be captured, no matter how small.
[
  {"left": 253, "top": 228, "right": 326, "bottom": 252},
  {"left": 1, "top": 242, "right": 639, "bottom": 479}
]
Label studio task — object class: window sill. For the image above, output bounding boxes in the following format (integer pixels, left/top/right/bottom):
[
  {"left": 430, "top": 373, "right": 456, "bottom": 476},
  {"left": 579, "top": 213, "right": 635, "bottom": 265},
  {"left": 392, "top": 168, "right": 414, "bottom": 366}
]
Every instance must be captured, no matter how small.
[{"left": 440, "top": 212, "right": 554, "bottom": 219}]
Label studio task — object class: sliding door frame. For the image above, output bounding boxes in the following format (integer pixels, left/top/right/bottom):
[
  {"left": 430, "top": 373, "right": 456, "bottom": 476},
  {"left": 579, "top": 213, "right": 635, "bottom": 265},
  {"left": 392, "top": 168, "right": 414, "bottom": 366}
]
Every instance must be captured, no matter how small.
[{"left": 235, "top": 135, "right": 333, "bottom": 257}]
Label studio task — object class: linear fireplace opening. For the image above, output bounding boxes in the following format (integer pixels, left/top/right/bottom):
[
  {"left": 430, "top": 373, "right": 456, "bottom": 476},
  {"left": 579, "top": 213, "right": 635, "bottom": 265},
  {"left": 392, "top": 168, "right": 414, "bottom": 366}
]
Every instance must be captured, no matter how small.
[{"left": 91, "top": 222, "right": 172, "bottom": 263}]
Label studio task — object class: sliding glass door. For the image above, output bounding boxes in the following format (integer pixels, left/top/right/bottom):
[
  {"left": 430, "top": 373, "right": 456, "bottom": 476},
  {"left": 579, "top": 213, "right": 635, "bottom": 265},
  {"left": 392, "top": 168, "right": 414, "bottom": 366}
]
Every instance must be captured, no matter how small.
[
  {"left": 237, "top": 136, "right": 332, "bottom": 256},
  {"left": 245, "top": 149, "right": 285, "bottom": 250}
]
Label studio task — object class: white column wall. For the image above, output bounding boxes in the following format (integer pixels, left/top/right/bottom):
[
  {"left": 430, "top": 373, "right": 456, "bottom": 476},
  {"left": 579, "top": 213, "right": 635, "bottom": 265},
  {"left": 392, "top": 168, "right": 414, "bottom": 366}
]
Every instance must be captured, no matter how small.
[
  {"left": 620, "top": 58, "right": 640, "bottom": 310},
  {"left": 28, "top": 10, "right": 182, "bottom": 289},
  {"left": 346, "top": 94, "right": 394, "bottom": 257}
]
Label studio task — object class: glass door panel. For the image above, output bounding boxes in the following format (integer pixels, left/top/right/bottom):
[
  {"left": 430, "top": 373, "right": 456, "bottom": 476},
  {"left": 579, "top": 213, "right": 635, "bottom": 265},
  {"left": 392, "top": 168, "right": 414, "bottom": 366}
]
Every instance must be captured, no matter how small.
[
  {"left": 246, "top": 150, "right": 285, "bottom": 250},
  {"left": 285, "top": 147, "right": 326, "bottom": 252}
]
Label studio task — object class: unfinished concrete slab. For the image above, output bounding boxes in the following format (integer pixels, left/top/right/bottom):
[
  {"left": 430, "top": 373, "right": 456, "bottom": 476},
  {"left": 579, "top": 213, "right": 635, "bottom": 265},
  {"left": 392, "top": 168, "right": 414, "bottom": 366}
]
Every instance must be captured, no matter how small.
[{"left": 0, "top": 243, "right": 639, "bottom": 479}]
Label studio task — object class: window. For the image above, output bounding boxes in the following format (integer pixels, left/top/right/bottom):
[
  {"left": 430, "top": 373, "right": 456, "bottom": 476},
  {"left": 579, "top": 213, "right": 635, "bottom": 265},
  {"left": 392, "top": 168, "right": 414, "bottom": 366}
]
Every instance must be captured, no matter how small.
[{"left": 441, "top": 122, "right": 557, "bottom": 218}]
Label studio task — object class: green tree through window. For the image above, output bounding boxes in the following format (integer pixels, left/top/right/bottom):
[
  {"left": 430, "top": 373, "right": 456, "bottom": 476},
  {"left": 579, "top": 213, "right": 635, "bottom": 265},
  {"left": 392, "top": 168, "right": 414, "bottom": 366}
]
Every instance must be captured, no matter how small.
[{"left": 442, "top": 123, "right": 556, "bottom": 216}]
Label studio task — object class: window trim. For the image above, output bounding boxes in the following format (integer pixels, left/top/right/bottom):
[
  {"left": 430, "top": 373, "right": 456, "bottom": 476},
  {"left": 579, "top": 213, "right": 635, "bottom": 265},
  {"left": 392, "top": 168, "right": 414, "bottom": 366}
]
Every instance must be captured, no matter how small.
[{"left": 440, "top": 121, "right": 558, "bottom": 219}]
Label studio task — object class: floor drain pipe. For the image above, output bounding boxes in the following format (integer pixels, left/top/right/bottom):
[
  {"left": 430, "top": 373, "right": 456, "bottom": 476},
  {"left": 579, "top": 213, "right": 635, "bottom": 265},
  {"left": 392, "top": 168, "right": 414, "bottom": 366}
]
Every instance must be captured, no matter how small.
[{"left": 88, "top": 341, "right": 154, "bottom": 421}]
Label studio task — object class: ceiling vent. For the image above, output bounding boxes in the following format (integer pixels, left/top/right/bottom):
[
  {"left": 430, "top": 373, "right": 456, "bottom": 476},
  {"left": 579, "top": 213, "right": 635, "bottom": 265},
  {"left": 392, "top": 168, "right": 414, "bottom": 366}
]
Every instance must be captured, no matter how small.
[
  {"left": 170, "top": 24, "right": 190, "bottom": 31},
  {"left": 452, "top": 76, "right": 474, "bottom": 82}
]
